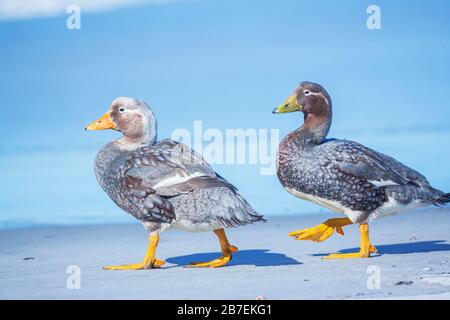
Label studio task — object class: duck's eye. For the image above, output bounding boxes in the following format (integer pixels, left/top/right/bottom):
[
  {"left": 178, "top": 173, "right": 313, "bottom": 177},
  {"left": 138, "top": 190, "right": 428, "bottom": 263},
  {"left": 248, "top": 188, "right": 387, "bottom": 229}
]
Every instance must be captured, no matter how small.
[
  {"left": 119, "top": 107, "right": 126, "bottom": 113},
  {"left": 304, "top": 90, "right": 311, "bottom": 95}
]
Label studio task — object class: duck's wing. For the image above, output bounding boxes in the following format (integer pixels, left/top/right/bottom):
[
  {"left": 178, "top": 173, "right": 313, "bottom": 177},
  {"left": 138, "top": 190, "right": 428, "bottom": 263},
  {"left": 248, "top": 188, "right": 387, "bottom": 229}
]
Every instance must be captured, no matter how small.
[
  {"left": 122, "top": 140, "right": 235, "bottom": 217},
  {"left": 121, "top": 140, "right": 264, "bottom": 227},
  {"left": 326, "top": 140, "right": 430, "bottom": 188},
  {"left": 126, "top": 139, "right": 215, "bottom": 177},
  {"left": 119, "top": 175, "right": 176, "bottom": 223}
]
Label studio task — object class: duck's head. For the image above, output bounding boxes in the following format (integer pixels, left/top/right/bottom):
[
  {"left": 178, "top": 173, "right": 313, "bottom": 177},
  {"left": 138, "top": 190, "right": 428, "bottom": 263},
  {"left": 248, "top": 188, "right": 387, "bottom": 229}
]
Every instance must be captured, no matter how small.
[
  {"left": 85, "top": 97, "right": 157, "bottom": 145},
  {"left": 273, "top": 81, "right": 332, "bottom": 117}
]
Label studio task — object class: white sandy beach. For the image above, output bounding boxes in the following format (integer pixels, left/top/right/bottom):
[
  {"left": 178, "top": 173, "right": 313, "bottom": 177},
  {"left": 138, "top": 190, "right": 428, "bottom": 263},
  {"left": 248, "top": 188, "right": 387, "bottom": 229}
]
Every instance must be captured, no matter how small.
[{"left": 1, "top": 209, "right": 450, "bottom": 300}]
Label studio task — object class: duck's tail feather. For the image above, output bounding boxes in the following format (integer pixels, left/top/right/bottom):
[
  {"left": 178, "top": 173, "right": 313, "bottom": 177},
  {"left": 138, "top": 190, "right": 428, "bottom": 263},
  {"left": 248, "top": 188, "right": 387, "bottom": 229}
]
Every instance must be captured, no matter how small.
[
  {"left": 436, "top": 192, "right": 450, "bottom": 206},
  {"left": 386, "top": 185, "right": 449, "bottom": 208},
  {"left": 430, "top": 191, "right": 450, "bottom": 207},
  {"left": 216, "top": 191, "right": 267, "bottom": 228}
]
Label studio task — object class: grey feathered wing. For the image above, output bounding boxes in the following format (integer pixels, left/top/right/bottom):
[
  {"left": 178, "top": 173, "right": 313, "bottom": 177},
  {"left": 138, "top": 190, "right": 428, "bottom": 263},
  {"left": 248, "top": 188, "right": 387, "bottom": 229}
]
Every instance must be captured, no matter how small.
[
  {"left": 329, "top": 141, "right": 429, "bottom": 187},
  {"left": 119, "top": 139, "right": 262, "bottom": 225},
  {"left": 325, "top": 140, "right": 448, "bottom": 210}
]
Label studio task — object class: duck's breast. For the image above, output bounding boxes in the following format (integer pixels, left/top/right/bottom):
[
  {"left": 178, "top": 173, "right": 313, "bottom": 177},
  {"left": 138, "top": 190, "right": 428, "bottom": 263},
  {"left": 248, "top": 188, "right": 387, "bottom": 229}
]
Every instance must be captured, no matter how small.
[{"left": 277, "top": 141, "right": 326, "bottom": 194}]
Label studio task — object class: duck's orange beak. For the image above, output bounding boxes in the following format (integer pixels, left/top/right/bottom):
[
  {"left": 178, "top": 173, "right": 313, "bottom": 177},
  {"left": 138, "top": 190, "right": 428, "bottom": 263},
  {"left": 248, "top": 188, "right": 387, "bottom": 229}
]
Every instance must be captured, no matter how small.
[{"left": 85, "top": 111, "right": 117, "bottom": 131}]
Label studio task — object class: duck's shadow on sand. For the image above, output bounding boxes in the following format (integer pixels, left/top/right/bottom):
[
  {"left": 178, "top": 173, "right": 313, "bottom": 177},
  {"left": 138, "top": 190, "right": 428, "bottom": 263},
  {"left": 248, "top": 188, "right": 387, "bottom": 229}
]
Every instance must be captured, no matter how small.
[
  {"left": 167, "top": 249, "right": 301, "bottom": 267},
  {"left": 313, "top": 240, "right": 450, "bottom": 257}
]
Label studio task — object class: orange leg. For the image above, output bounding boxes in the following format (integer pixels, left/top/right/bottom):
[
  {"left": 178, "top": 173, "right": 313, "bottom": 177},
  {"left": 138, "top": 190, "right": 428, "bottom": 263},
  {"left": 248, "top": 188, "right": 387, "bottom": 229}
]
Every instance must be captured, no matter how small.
[
  {"left": 103, "top": 233, "right": 165, "bottom": 270},
  {"left": 324, "top": 223, "right": 377, "bottom": 259},
  {"left": 187, "top": 229, "right": 238, "bottom": 268}
]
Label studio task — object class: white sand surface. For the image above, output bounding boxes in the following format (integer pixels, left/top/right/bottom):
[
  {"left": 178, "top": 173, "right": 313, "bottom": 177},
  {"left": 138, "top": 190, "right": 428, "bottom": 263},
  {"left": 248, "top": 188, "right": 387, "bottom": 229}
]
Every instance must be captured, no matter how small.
[{"left": 1, "top": 209, "right": 450, "bottom": 300}]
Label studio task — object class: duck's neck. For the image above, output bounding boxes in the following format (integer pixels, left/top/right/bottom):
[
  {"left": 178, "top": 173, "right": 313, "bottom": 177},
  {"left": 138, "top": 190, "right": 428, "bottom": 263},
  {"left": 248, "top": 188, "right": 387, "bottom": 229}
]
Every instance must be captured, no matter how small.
[
  {"left": 115, "top": 133, "right": 156, "bottom": 151},
  {"left": 118, "top": 118, "right": 158, "bottom": 150},
  {"left": 290, "top": 112, "right": 332, "bottom": 148}
]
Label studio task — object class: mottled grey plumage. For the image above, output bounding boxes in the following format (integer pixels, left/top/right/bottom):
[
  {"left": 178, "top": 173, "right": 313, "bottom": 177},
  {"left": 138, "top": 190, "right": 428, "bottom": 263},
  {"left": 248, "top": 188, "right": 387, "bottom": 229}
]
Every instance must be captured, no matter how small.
[
  {"left": 93, "top": 97, "right": 264, "bottom": 233},
  {"left": 276, "top": 82, "right": 450, "bottom": 223}
]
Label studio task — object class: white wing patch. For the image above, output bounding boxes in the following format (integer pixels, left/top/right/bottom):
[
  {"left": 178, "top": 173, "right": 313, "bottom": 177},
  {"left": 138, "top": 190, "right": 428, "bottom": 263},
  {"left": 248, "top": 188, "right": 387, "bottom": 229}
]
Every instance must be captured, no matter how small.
[
  {"left": 368, "top": 179, "right": 399, "bottom": 187},
  {"left": 152, "top": 172, "right": 206, "bottom": 189}
]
